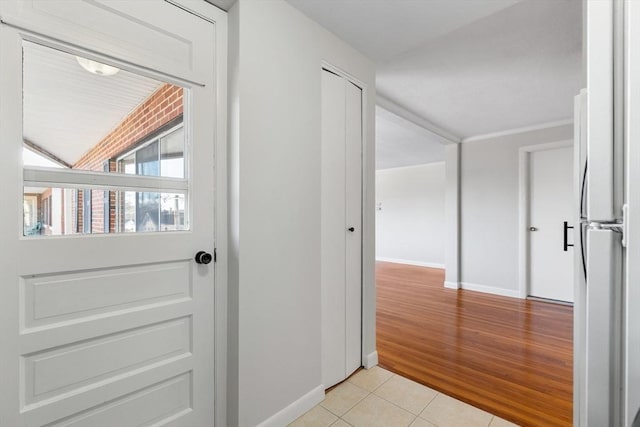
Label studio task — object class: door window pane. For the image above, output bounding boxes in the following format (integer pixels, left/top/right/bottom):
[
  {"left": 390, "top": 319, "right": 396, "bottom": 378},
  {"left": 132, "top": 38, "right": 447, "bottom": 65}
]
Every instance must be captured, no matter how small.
[
  {"left": 120, "top": 191, "right": 186, "bottom": 233},
  {"left": 23, "top": 187, "right": 186, "bottom": 236},
  {"left": 22, "top": 41, "right": 186, "bottom": 176},
  {"left": 22, "top": 41, "right": 190, "bottom": 236}
]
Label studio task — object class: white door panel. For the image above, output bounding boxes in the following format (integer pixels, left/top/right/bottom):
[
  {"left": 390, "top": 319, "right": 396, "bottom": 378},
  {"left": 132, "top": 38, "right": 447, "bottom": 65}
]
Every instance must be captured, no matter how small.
[
  {"left": 345, "top": 81, "right": 362, "bottom": 377},
  {"left": 529, "top": 146, "right": 575, "bottom": 302},
  {"left": 0, "top": 0, "right": 213, "bottom": 84},
  {"left": 321, "top": 69, "right": 362, "bottom": 388},
  {"left": 321, "top": 70, "right": 347, "bottom": 388},
  {"left": 0, "top": 2, "right": 217, "bottom": 426}
]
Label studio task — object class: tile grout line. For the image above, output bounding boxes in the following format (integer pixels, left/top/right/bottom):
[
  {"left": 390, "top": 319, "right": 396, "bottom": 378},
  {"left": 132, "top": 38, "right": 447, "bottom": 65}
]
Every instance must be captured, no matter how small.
[
  {"left": 372, "top": 389, "right": 441, "bottom": 420},
  {"left": 307, "top": 368, "right": 516, "bottom": 427},
  {"left": 368, "top": 374, "right": 443, "bottom": 420},
  {"left": 321, "top": 374, "right": 379, "bottom": 419},
  {"left": 330, "top": 368, "right": 505, "bottom": 427},
  {"left": 320, "top": 388, "right": 371, "bottom": 419},
  {"left": 351, "top": 369, "right": 447, "bottom": 424}
]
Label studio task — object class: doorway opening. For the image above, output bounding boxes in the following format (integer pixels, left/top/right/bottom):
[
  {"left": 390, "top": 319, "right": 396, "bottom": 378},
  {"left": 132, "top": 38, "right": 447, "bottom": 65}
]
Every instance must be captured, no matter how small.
[{"left": 371, "top": 1, "right": 581, "bottom": 425}]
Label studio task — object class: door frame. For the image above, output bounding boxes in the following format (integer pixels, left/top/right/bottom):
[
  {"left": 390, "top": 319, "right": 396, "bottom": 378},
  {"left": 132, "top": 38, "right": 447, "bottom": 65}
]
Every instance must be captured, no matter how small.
[
  {"left": 320, "top": 61, "right": 374, "bottom": 369},
  {"left": 169, "top": 2, "right": 228, "bottom": 425},
  {"left": 141, "top": 4, "right": 229, "bottom": 424},
  {"left": 518, "top": 140, "right": 573, "bottom": 299}
]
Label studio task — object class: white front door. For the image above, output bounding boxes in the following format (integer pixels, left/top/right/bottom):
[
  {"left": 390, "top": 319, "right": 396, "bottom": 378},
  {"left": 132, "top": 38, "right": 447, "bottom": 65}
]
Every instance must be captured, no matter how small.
[
  {"left": 529, "top": 146, "right": 575, "bottom": 302},
  {"left": 0, "top": 2, "right": 218, "bottom": 426}
]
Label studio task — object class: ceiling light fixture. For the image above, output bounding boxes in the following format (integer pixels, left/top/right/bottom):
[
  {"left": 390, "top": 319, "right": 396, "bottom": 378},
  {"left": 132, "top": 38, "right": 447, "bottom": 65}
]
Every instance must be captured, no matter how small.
[{"left": 76, "top": 56, "right": 120, "bottom": 76}]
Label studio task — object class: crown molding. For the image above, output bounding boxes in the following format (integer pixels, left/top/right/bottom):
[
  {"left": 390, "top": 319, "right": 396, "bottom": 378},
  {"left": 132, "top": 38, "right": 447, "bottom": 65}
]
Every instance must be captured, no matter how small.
[
  {"left": 376, "top": 95, "right": 461, "bottom": 145},
  {"left": 461, "top": 119, "right": 573, "bottom": 143}
]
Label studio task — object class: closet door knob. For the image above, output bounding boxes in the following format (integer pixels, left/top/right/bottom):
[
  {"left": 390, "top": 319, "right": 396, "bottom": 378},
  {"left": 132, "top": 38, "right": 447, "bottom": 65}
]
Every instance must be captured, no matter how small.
[{"left": 347, "top": 227, "right": 355, "bottom": 232}]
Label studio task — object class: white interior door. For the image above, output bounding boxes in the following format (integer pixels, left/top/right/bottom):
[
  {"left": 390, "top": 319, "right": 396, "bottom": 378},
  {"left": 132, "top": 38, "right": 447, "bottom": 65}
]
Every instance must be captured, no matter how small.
[
  {"left": 529, "top": 146, "right": 575, "bottom": 302},
  {"left": 344, "top": 75, "right": 363, "bottom": 379},
  {"left": 0, "top": 2, "right": 218, "bottom": 426},
  {"left": 321, "top": 69, "right": 362, "bottom": 389}
]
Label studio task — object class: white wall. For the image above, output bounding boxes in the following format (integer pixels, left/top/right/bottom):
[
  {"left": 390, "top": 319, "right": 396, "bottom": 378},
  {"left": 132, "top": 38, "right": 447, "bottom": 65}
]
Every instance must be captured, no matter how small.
[
  {"left": 227, "top": 1, "right": 376, "bottom": 426},
  {"left": 376, "top": 162, "right": 445, "bottom": 268},
  {"left": 460, "top": 123, "right": 573, "bottom": 296}
]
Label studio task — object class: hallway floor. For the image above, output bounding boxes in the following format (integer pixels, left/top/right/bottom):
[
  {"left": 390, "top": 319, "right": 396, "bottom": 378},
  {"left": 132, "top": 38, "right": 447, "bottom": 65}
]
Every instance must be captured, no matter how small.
[
  {"left": 376, "top": 262, "right": 573, "bottom": 427},
  {"left": 289, "top": 366, "right": 517, "bottom": 427}
]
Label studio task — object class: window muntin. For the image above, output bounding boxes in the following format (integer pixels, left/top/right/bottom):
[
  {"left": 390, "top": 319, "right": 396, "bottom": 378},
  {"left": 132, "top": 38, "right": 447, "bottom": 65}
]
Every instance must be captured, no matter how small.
[{"left": 23, "top": 187, "right": 186, "bottom": 236}]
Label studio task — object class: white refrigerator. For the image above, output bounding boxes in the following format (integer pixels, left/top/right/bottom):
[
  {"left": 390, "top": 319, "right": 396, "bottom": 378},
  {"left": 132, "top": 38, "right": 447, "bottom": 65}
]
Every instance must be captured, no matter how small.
[{"left": 576, "top": 0, "right": 640, "bottom": 426}]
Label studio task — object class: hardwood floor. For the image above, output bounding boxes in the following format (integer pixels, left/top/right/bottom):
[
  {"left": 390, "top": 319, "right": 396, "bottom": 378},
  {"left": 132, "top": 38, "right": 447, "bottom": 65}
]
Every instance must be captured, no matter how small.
[{"left": 376, "top": 261, "right": 573, "bottom": 427}]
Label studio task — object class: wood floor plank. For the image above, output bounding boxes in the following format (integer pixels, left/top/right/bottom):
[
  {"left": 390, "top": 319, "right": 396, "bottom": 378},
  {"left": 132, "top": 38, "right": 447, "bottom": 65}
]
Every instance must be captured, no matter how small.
[{"left": 376, "top": 261, "right": 572, "bottom": 427}]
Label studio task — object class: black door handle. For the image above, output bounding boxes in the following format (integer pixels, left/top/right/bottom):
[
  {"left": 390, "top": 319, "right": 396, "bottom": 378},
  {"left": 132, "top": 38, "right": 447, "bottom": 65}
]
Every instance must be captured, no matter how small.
[
  {"left": 195, "top": 251, "right": 213, "bottom": 265},
  {"left": 563, "top": 221, "right": 574, "bottom": 252},
  {"left": 347, "top": 227, "right": 355, "bottom": 232}
]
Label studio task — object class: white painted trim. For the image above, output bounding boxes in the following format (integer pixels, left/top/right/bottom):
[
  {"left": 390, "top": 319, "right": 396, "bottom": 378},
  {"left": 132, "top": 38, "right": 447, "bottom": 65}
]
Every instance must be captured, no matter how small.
[
  {"left": 518, "top": 140, "right": 574, "bottom": 300},
  {"left": 165, "top": 0, "right": 218, "bottom": 24},
  {"left": 444, "top": 144, "right": 461, "bottom": 288},
  {"left": 363, "top": 351, "right": 378, "bottom": 369},
  {"left": 521, "top": 140, "right": 574, "bottom": 153},
  {"left": 459, "top": 282, "right": 523, "bottom": 299},
  {"left": 376, "top": 257, "right": 445, "bottom": 269},
  {"left": 376, "top": 161, "right": 445, "bottom": 172},
  {"left": 256, "top": 385, "right": 325, "bottom": 427},
  {"left": 376, "top": 95, "right": 460, "bottom": 145},
  {"left": 208, "top": 5, "right": 229, "bottom": 427},
  {"left": 161, "top": 4, "right": 229, "bottom": 426},
  {"left": 24, "top": 167, "right": 188, "bottom": 192},
  {"left": 444, "top": 281, "right": 460, "bottom": 290},
  {"left": 462, "top": 119, "right": 574, "bottom": 144}
]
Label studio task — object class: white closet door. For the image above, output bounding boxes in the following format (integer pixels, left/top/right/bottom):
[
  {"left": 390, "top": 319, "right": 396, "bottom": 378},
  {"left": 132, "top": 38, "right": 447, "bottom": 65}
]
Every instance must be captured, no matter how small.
[
  {"left": 345, "top": 81, "right": 363, "bottom": 375},
  {"left": 321, "top": 69, "right": 362, "bottom": 389},
  {"left": 321, "top": 70, "right": 347, "bottom": 388}
]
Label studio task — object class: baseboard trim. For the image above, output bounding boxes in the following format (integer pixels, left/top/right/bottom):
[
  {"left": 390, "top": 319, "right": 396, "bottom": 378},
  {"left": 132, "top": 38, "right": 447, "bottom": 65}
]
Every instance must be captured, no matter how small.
[
  {"left": 459, "top": 282, "right": 523, "bottom": 299},
  {"left": 444, "top": 281, "right": 460, "bottom": 290},
  {"left": 256, "top": 385, "right": 324, "bottom": 427},
  {"left": 363, "top": 351, "right": 378, "bottom": 369},
  {"left": 376, "top": 257, "right": 445, "bottom": 269}
]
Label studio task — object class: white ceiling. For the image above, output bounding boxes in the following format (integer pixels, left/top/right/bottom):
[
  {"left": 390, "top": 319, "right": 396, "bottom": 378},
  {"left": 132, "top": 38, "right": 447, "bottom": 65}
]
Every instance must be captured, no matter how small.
[
  {"left": 287, "top": 0, "right": 582, "bottom": 167},
  {"left": 23, "top": 42, "right": 162, "bottom": 165},
  {"left": 376, "top": 106, "right": 444, "bottom": 170},
  {"left": 377, "top": 0, "right": 582, "bottom": 139},
  {"left": 286, "top": 0, "right": 521, "bottom": 62}
]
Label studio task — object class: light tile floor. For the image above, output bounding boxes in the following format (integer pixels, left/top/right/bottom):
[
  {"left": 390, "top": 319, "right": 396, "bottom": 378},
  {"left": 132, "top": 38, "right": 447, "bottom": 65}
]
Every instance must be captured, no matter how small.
[{"left": 288, "top": 367, "right": 520, "bottom": 427}]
